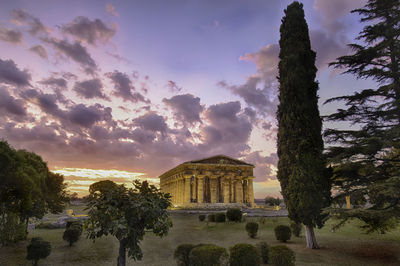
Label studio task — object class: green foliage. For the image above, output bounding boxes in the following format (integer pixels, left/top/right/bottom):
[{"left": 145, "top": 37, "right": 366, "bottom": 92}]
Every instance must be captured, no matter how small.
[
  {"left": 63, "top": 226, "right": 82, "bottom": 246},
  {"left": 256, "top": 241, "right": 269, "bottom": 264},
  {"left": 0, "top": 141, "right": 68, "bottom": 245},
  {"left": 215, "top": 213, "right": 226, "bottom": 223},
  {"left": 277, "top": 1, "right": 331, "bottom": 247},
  {"left": 85, "top": 180, "right": 172, "bottom": 264},
  {"left": 174, "top": 244, "right": 196, "bottom": 266},
  {"left": 26, "top": 237, "right": 51, "bottom": 266},
  {"left": 36, "top": 222, "right": 58, "bottom": 229},
  {"left": 264, "top": 197, "right": 282, "bottom": 206},
  {"left": 198, "top": 215, "right": 206, "bottom": 222},
  {"left": 207, "top": 214, "right": 216, "bottom": 222},
  {"left": 290, "top": 223, "right": 302, "bottom": 237},
  {"left": 269, "top": 245, "right": 296, "bottom": 266},
  {"left": 274, "top": 225, "right": 291, "bottom": 242},
  {"left": 226, "top": 208, "right": 242, "bottom": 222},
  {"left": 229, "top": 243, "right": 260, "bottom": 266},
  {"left": 325, "top": 0, "right": 400, "bottom": 233},
  {"left": 188, "top": 244, "right": 228, "bottom": 266},
  {"left": 245, "top": 222, "right": 258, "bottom": 238},
  {"left": 0, "top": 212, "right": 26, "bottom": 245}
]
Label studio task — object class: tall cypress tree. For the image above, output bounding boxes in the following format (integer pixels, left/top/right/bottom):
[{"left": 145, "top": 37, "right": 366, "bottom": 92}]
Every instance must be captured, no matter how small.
[
  {"left": 277, "top": 2, "right": 331, "bottom": 249},
  {"left": 325, "top": 0, "right": 400, "bottom": 232}
]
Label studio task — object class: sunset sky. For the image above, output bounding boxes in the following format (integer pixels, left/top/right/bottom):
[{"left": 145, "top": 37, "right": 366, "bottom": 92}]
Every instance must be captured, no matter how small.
[{"left": 0, "top": 0, "right": 375, "bottom": 197}]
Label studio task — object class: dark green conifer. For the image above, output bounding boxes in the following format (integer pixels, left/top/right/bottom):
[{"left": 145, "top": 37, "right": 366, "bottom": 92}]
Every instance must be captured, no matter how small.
[
  {"left": 277, "top": 1, "right": 331, "bottom": 249},
  {"left": 326, "top": 0, "right": 400, "bottom": 233}
]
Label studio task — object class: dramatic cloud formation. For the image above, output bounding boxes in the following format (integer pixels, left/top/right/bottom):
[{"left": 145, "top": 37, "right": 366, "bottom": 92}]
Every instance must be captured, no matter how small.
[
  {"left": 163, "top": 94, "right": 203, "bottom": 126},
  {"left": 0, "top": 87, "right": 27, "bottom": 119},
  {"left": 62, "top": 16, "right": 116, "bottom": 45},
  {"left": 106, "top": 70, "right": 149, "bottom": 103},
  {"left": 29, "top": 45, "right": 48, "bottom": 59},
  {"left": 67, "top": 104, "right": 112, "bottom": 128},
  {"left": 74, "top": 78, "right": 108, "bottom": 100},
  {"left": 0, "top": 26, "right": 22, "bottom": 43},
  {"left": 166, "top": 80, "right": 182, "bottom": 93},
  {"left": 245, "top": 151, "right": 278, "bottom": 182},
  {"left": 133, "top": 112, "right": 168, "bottom": 134},
  {"left": 43, "top": 38, "right": 98, "bottom": 74},
  {"left": 11, "top": 9, "right": 49, "bottom": 36},
  {"left": 0, "top": 58, "right": 31, "bottom": 86}
]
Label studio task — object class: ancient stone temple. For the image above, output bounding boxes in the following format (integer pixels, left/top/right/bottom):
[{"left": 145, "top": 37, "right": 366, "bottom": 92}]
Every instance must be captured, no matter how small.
[{"left": 159, "top": 155, "right": 255, "bottom": 207}]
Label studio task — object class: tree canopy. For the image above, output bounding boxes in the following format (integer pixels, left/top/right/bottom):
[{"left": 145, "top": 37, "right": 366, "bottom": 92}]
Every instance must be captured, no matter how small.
[
  {"left": 85, "top": 180, "right": 172, "bottom": 266},
  {"left": 325, "top": 0, "right": 400, "bottom": 233},
  {"left": 277, "top": 1, "right": 331, "bottom": 249},
  {"left": 0, "top": 140, "right": 68, "bottom": 244}
]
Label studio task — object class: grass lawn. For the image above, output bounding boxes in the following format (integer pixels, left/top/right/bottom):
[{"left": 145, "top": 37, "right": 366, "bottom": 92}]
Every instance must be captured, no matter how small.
[{"left": 1, "top": 206, "right": 399, "bottom": 266}]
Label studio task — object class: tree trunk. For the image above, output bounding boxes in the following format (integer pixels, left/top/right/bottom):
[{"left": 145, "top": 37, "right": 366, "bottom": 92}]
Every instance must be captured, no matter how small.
[
  {"left": 305, "top": 225, "right": 319, "bottom": 249},
  {"left": 117, "top": 239, "right": 126, "bottom": 266}
]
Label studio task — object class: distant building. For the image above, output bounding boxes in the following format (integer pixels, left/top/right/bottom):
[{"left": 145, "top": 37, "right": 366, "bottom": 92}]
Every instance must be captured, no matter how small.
[{"left": 159, "top": 155, "right": 255, "bottom": 207}]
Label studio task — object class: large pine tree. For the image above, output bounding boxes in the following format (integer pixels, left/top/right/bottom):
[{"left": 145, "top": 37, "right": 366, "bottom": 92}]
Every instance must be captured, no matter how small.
[
  {"left": 325, "top": 0, "right": 400, "bottom": 232},
  {"left": 277, "top": 2, "right": 331, "bottom": 249}
]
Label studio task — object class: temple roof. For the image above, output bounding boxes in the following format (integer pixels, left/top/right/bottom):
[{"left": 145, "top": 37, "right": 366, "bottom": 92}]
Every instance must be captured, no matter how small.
[{"left": 183, "top": 155, "right": 253, "bottom": 166}]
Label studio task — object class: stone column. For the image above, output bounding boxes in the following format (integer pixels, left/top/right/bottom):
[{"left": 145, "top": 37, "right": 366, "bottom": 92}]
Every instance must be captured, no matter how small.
[
  {"left": 223, "top": 178, "right": 230, "bottom": 203},
  {"left": 197, "top": 177, "right": 204, "bottom": 203},
  {"left": 184, "top": 176, "right": 191, "bottom": 204},
  {"left": 210, "top": 177, "right": 217, "bottom": 203},
  {"left": 235, "top": 179, "right": 243, "bottom": 203},
  {"left": 247, "top": 178, "right": 255, "bottom": 204}
]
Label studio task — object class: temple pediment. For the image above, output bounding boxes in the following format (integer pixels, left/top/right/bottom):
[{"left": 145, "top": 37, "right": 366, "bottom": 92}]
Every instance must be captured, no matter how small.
[{"left": 184, "top": 155, "right": 253, "bottom": 166}]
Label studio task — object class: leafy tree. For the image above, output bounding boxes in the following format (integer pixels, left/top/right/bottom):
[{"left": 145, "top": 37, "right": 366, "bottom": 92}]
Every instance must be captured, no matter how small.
[
  {"left": 277, "top": 2, "right": 331, "bottom": 248},
  {"left": 264, "top": 196, "right": 282, "bottom": 206},
  {"left": 26, "top": 237, "right": 51, "bottom": 266},
  {"left": 85, "top": 180, "right": 172, "bottom": 266},
  {"left": 63, "top": 225, "right": 82, "bottom": 246},
  {"left": 325, "top": 0, "right": 400, "bottom": 233},
  {"left": 0, "top": 141, "right": 68, "bottom": 243}
]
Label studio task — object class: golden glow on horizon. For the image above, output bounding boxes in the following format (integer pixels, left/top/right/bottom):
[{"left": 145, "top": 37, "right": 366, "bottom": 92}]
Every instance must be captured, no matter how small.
[{"left": 52, "top": 167, "right": 160, "bottom": 196}]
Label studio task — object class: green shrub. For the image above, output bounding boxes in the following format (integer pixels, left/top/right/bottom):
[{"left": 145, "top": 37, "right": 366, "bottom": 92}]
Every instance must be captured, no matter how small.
[
  {"left": 229, "top": 243, "right": 260, "bottom": 266},
  {"left": 198, "top": 215, "right": 206, "bottom": 222},
  {"left": 0, "top": 212, "right": 27, "bottom": 245},
  {"left": 256, "top": 241, "right": 269, "bottom": 264},
  {"left": 63, "top": 226, "right": 82, "bottom": 246},
  {"left": 226, "top": 208, "right": 242, "bottom": 222},
  {"left": 269, "top": 245, "right": 295, "bottom": 266},
  {"left": 274, "top": 225, "right": 291, "bottom": 242},
  {"left": 189, "top": 244, "right": 228, "bottom": 266},
  {"left": 207, "top": 214, "right": 216, "bottom": 222},
  {"left": 257, "top": 216, "right": 266, "bottom": 225},
  {"left": 290, "top": 223, "right": 302, "bottom": 237},
  {"left": 36, "top": 222, "right": 58, "bottom": 229},
  {"left": 26, "top": 237, "right": 51, "bottom": 266},
  {"left": 174, "top": 244, "right": 196, "bottom": 266},
  {"left": 215, "top": 213, "right": 226, "bottom": 223},
  {"left": 245, "top": 222, "right": 259, "bottom": 238},
  {"left": 66, "top": 220, "right": 82, "bottom": 229}
]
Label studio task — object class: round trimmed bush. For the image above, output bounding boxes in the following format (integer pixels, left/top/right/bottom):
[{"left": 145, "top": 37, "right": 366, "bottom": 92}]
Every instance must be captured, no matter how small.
[
  {"left": 269, "top": 245, "right": 295, "bottom": 266},
  {"left": 290, "top": 223, "right": 302, "bottom": 237},
  {"left": 26, "top": 237, "right": 51, "bottom": 266},
  {"left": 229, "top": 243, "right": 260, "bottom": 266},
  {"left": 63, "top": 226, "right": 81, "bottom": 246},
  {"left": 198, "top": 215, "right": 206, "bottom": 222},
  {"left": 174, "top": 244, "right": 196, "bottom": 266},
  {"left": 189, "top": 244, "right": 228, "bottom": 266},
  {"left": 256, "top": 241, "right": 269, "bottom": 264},
  {"left": 245, "top": 222, "right": 259, "bottom": 238},
  {"left": 215, "top": 213, "right": 226, "bottom": 223},
  {"left": 207, "top": 214, "right": 216, "bottom": 222},
  {"left": 274, "top": 225, "right": 291, "bottom": 242},
  {"left": 226, "top": 208, "right": 242, "bottom": 222}
]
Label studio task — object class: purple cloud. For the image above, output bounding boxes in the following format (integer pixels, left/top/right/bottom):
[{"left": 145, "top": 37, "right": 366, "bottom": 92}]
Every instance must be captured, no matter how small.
[
  {"left": 29, "top": 45, "right": 48, "bottom": 59},
  {"left": 74, "top": 78, "right": 108, "bottom": 100},
  {"left": 0, "top": 26, "right": 22, "bottom": 43},
  {"left": 11, "top": 9, "right": 49, "bottom": 36},
  {"left": 106, "top": 70, "right": 149, "bottom": 103},
  {"left": 163, "top": 94, "right": 203, "bottom": 125},
  {"left": 0, "top": 58, "right": 31, "bottom": 86},
  {"left": 62, "top": 16, "right": 116, "bottom": 45}
]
